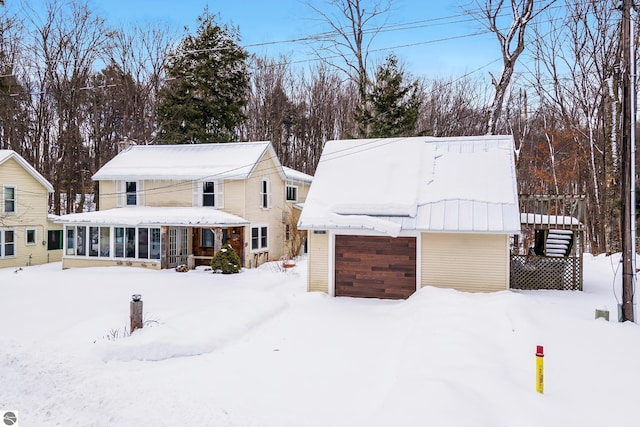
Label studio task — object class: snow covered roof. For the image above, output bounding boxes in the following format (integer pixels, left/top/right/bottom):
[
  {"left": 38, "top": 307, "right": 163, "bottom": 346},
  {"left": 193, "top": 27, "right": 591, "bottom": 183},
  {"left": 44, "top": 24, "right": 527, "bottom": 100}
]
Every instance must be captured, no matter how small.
[
  {"left": 283, "top": 166, "right": 313, "bottom": 184},
  {"left": 92, "top": 142, "right": 284, "bottom": 181},
  {"left": 298, "top": 135, "right": 521, "bottom": 236},
  {"left": 54, "top": 206, "right": 249, "bottom": 227},
  {"left": 0, "top": 149, "right": 54, "bottom": 192},
  {"left": 520, "top": 213, "right": 583, "bottom": 227}
]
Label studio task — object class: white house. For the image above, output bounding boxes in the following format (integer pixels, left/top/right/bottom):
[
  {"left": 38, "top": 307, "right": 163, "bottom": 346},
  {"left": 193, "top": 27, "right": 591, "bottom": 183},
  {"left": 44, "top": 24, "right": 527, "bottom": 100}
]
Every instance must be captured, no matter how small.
[{"left": 56, "top": 142, "right": 312, "bottom": 270}]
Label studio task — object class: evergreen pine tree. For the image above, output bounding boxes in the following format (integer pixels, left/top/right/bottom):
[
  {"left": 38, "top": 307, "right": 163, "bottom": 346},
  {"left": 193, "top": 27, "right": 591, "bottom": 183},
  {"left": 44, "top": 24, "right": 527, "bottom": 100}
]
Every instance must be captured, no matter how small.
[
  {"left": 157, "top": 10, "right": 249, "bottom": 144},
  {"left": 210, "top": 243, "right": 241, "bottom": 274},
  {"left": 357, "top": 54, "right": 422, "bottom": 138}
]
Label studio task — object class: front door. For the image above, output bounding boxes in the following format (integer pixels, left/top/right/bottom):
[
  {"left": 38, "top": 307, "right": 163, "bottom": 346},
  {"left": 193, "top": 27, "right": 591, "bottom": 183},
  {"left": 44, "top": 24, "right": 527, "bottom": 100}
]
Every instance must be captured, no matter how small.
[
  {"left": 168, "top": 227, "right": 189, "bottom": 267},
  {"left": 225, "top": 227, "right": 244, "bottom": 267}
]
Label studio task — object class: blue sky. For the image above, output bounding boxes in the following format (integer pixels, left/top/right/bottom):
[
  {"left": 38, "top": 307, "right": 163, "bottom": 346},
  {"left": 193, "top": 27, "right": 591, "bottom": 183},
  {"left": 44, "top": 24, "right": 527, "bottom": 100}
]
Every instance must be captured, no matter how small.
[{"left": 8, "top": 0, "right": 505, "bottom": 78}]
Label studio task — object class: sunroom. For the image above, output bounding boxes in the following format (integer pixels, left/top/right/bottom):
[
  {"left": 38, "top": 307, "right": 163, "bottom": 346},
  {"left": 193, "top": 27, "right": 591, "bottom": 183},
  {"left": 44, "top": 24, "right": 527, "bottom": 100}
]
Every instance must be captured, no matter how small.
[{"left": 56, "top": 206, "right": 248, "bottom": 270}]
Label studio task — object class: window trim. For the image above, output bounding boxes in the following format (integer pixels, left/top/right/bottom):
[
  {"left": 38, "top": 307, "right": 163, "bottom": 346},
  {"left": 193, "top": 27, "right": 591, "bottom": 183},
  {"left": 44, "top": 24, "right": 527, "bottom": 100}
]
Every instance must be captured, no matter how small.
[
  {"left": 0, "top": 228, "right": 16, "bottom": 258},
  {"left": 25, "top": 228, "right": 37, "bottom": 246},
  {"left": 285, "top": 184, "right": 298, "bottom": 202},
  {"left": 194, "top": 179, "right": 223, "bottom": 208},
  {"left": 125, "top": 181, "right": 138, "bottom": 206},
  {"left": 202, "top": 181, "right": 216, "bottom": 207},
  {"left": 47, "top": 229, "right": 63, "bottom": 251},
  {"left": 2, "top": 185, "right": 16, "bottom": 214},
  {"left": 260, "top": 178, "right": 272, "bottom": 209},
  {"left": 251, "top": 225, "right": 269, "bottom": 251}
]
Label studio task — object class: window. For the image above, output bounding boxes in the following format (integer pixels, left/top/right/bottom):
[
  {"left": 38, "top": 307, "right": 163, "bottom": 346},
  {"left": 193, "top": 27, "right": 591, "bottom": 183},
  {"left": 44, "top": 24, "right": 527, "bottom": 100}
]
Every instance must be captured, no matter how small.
[
  {"left": 138, "top": 228, "right": 149, "bottom": 259},
  {"left": 66, "top": 226, "right": 160, "bottom": 260},
  {"left": 1, "top": 229, "right": 15, "bottom": 257},
  {"left": 115, "top": 227, "right": 125, "bottom": 257},
  {"left": 135, "top": 227, "right": 161, "bottom": 260},
  {"left": 260, "top": 179, "right": 272, "bottom": 209},
  {"left": 66, "top": 227, "right": 75, "bottom": 255},
  {"left": 201, "top": 228, "right": 214, "bottom": 248},
  {"left": 26, "top": 229, "right": 37, "bottom": 246},
  {"left": 100, "top": 227, "right": 110, "bottom": 257},
  {"left": 286, "top": 185, "right": 298, "bottom": 202},
  {"left": 150, "top": 228, "right": 161, "bottom": 259},
  {"left": 251, "top": 226, "right": 268, "bottom": 250},
  {"left": 3, "top": 186, "right": 15, "bottom": 214},
  {"left": 284, "top": 224, "right": 291, "bottom": 241},
  {"left": 125, "top": 227, "right": 136, "bottom": 258},
  {"left": 195, "top": 180, "right": 222, "bottom": 208},
  {"left": 48, "top": 230, "right": 63, "bottom": 250},
  {"left": 115, "top": 227, "right": 137, "bottom": 258},
  {"left": 203, "top": 182, "right": 215, "bottom": 207},
  {"left": 76, "top": 226, "right": 86, "bottom": 256},
  {"left": 126, "top": 181, "right": 137, "bottom": 206},
  {"left": 261, "top": 226, "right": 268, "bottom": 248},
  {"left": 89, "top": 227, "right": 99, "bottom": 257}
]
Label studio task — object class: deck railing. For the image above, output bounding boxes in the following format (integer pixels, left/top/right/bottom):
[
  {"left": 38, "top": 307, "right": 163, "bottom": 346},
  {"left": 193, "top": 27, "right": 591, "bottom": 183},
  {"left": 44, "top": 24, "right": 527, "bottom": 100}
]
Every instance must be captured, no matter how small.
[{"left": 510, "top": 255, "right": 582, "bottom": 291}]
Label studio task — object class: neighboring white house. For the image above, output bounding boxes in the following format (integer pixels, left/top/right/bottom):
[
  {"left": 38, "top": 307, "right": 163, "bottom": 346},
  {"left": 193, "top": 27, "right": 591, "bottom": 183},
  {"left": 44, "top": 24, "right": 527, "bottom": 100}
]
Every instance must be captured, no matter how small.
[
  {"left": 55, "top": 142, "right": 312, "bottom": 270},
  {"left": 298, "top": 135, "right": 521, "bottom": 299},
  {"left": 0, "top": 150, "right": 63, "bottom": 268}
]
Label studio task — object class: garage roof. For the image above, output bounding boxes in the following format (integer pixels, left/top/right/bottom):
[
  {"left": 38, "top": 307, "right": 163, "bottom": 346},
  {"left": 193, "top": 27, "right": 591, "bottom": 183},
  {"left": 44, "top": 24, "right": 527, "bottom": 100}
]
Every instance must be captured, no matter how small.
[{"left": 298, "top": 135, "right": 521, "bottom": 236}]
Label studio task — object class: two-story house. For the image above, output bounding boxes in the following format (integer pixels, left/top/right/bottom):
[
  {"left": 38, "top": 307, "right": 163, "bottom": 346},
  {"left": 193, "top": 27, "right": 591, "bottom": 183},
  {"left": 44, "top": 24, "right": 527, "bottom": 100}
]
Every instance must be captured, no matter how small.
[
  {"left": 55, "top": 142, "right": 312, "bottom": 270},
  {"left": 1, "top": 150, "right": 63, "bottom": 269}
]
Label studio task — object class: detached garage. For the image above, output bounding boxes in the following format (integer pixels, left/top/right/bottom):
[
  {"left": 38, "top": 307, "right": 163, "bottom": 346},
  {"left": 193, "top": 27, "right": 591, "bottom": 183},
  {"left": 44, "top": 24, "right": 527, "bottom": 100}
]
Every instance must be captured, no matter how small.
[{"left": 298, "top": 136, "right": 521, "bottom": 299}]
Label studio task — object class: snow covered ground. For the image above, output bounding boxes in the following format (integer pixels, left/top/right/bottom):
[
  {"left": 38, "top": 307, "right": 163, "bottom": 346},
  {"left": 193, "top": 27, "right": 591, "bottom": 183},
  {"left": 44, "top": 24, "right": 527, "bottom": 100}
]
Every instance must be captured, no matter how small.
[{"left": 1, "top": 254, "right": 639, "bottom": 426}]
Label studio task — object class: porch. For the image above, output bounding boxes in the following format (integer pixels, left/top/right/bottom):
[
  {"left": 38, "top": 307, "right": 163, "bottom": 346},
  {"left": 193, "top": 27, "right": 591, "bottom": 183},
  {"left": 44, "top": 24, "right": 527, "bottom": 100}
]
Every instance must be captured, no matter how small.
[{"left": 56, "top": 206, "right": 249, "bottom": 270}]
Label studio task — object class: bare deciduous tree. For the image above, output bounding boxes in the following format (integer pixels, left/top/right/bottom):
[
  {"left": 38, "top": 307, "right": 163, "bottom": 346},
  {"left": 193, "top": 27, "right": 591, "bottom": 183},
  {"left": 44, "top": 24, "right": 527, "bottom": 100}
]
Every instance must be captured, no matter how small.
[
  {"left": 417, "top": 75, "right": 488, "bottom": 137},
  {"left": 30, "top": 0, "right": 111, "bottom": 214},
  {"left": 308, "top": 0, "right": 391, "bottom": 136},
  {"left": 0, "top": 11, "right": 29, "bottom": 155},
  {"left": 527, "top": 0, "right": 619, "bottom": 252},
  {"left": 471, "top": 0, "right": 537, "bottom": 135}
]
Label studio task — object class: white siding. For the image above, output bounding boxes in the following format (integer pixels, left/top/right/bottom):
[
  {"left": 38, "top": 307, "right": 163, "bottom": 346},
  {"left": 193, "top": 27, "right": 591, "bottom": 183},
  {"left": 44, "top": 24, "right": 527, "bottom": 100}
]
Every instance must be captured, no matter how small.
[
  {"left": 0, "top": 158, "right": 54, "bottom": 268},
  {"left": 421, "top": 233, "right": 509, "bottom": 292},
  {"left": 307, "top": 231, "right": 329, "bottom": 292}
]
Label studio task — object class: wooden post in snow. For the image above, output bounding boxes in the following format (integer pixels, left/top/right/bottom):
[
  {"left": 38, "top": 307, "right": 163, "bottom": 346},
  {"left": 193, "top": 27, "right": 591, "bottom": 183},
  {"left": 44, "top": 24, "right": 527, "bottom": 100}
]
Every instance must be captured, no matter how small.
[{"left": 130, "top": 294, "right": 143, "bottom": 333}]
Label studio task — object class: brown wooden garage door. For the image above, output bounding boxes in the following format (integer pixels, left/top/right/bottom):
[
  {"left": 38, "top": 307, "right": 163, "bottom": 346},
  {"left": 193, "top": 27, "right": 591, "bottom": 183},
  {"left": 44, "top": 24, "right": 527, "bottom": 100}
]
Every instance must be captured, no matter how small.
[{"left": 335, "top": 235, "right": 416, "bottom": 299}]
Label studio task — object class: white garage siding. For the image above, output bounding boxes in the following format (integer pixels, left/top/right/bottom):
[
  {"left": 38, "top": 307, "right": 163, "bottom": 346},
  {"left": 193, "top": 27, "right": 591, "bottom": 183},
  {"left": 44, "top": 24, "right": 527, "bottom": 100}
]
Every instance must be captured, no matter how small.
[
  {"left": 307, "top": 231, "right": 329, "bottom": 293},
  {"left": 421, "top": 233, "right": 509, "bottom": 292}
]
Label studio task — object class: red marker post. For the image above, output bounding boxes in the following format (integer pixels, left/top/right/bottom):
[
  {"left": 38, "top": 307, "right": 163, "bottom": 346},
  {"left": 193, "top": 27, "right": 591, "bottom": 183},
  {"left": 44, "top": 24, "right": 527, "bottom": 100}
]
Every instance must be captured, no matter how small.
[{"left": 536, "top": 345, "right": 544, "bottom": 394}]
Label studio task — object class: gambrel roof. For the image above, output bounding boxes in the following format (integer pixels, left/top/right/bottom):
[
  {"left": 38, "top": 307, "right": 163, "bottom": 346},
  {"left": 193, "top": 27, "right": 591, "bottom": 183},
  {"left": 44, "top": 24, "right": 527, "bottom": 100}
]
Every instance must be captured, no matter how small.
[
  {"left": 0, "top": 150, "right": 54, "bottom": 192},
  {"left": 92, "top": 142, "right": 286, "bottom": 181},
  {"left": 298, "top": 135, "right": 520, "bottom": 236}
]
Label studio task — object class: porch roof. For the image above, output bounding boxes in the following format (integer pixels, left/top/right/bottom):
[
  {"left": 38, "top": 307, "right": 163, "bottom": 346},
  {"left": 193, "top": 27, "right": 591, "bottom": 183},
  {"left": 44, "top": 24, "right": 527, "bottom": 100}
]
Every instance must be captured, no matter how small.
[{"left": 54, "top": 206, "right": 249, "bottom": 227}]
